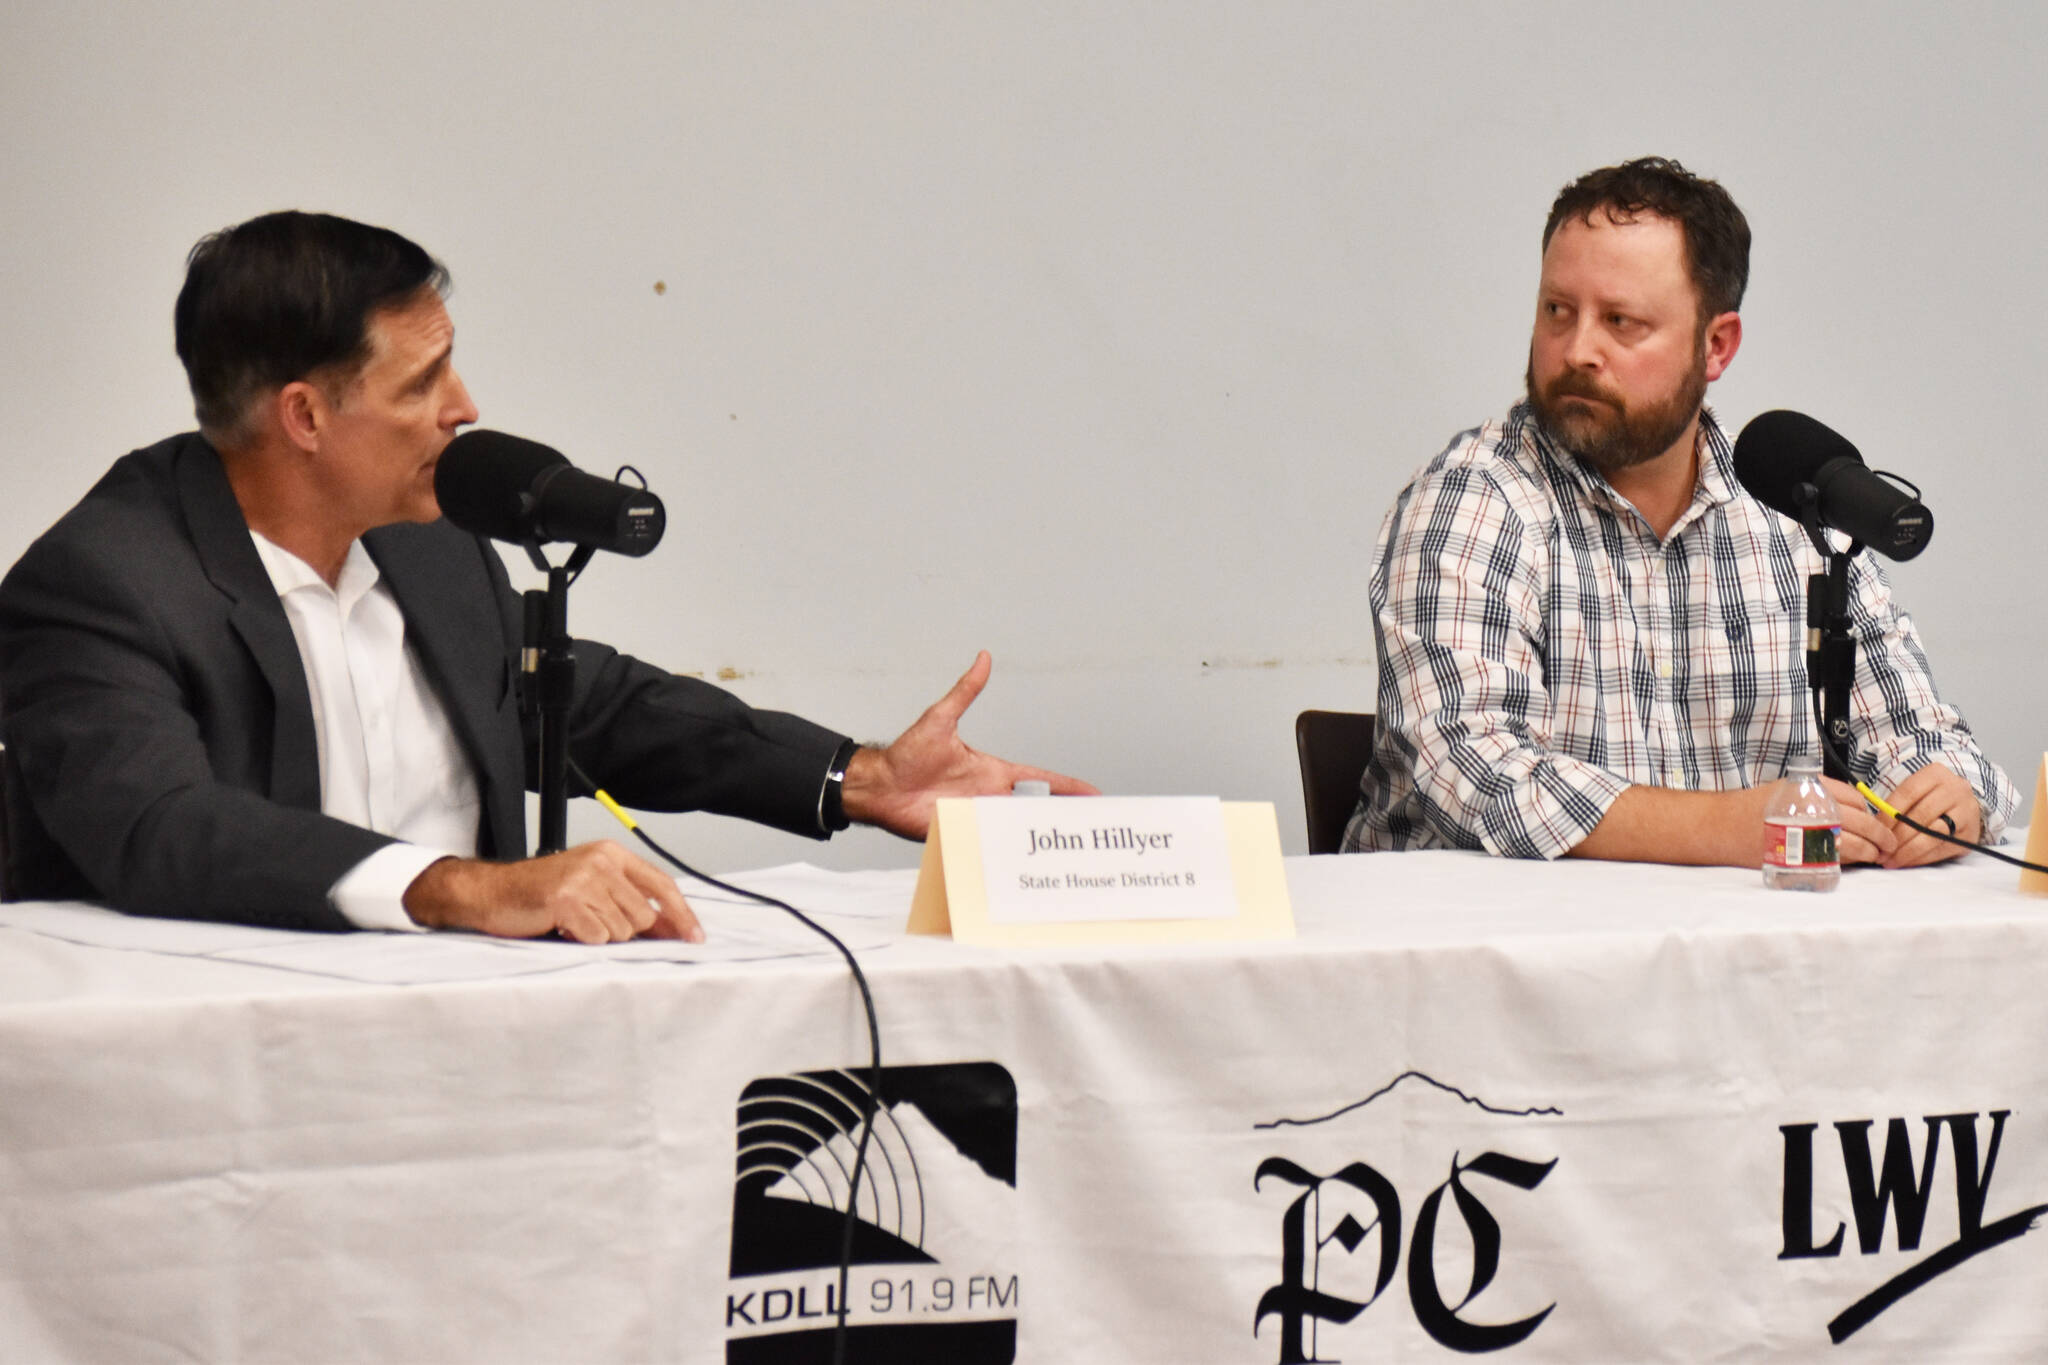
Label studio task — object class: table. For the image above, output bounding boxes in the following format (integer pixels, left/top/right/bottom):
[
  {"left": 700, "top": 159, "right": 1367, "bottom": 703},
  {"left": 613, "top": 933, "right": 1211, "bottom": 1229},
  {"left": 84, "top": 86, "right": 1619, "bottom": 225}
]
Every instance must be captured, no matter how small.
[{"left": 4, "top": 847, "right": 2047, "bottom": 1362}]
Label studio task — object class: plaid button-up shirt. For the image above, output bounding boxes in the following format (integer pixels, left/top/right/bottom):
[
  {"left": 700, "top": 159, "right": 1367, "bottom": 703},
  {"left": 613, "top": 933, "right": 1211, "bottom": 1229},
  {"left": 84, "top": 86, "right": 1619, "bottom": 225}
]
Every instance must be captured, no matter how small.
[{"left": 1346, "top": 403, "right": 2016, "bottom": 857}]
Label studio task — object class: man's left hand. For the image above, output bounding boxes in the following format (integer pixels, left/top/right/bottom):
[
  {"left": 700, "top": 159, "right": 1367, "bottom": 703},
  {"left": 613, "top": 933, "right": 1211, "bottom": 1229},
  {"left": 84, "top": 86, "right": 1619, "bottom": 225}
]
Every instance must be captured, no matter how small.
[
  {"left": 841, "top": 651, "right": 1098, "bottom": 839},
  {"left": 1875, "top": 762, "right": 1983, "bottom": 869}
]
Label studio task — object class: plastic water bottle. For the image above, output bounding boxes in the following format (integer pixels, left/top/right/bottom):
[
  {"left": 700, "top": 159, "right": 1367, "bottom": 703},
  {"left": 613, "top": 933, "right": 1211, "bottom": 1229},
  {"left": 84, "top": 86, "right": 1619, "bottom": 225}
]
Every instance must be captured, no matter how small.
[{"left": 1762, "top": 755, "right": 1841, "bottom": 892}]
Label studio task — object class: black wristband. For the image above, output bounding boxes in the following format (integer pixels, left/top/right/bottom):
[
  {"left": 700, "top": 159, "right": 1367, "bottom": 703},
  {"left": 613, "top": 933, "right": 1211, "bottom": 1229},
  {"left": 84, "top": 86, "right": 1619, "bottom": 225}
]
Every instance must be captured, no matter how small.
[{"left": 820, "top": 738, "right": 859, "bottom": 834}]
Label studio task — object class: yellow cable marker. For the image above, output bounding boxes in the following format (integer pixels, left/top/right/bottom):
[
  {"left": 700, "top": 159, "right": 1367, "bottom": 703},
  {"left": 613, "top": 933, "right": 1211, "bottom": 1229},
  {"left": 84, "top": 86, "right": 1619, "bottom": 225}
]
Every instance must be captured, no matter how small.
[
  {"left": 1855, "top": 781, "right": 1956, "bottom": 838},
  {"left": 593, "top": 788, "right": 638, "bottom": 831}
]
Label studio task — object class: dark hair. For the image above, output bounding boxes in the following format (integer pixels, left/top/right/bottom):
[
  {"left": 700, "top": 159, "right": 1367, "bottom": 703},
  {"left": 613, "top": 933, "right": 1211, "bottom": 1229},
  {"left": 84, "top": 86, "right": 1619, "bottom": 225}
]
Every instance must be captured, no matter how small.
[
  {"left": 1542, "top": 157, "right": 1750, "bottom": 321},
  {"left": 173, "top": 211, "right": 450, "bottom": 443}
]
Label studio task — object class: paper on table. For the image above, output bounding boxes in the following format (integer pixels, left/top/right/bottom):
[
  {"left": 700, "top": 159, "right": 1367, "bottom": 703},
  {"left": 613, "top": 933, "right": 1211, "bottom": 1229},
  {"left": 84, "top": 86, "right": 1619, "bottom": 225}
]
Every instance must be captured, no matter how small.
[
  {"left": 0, "top": 900, "right": 328, "bottom": 954},
  {"left": 479, "top": 864, "right": 912, "bottom": 965},
  {"left": 687, "top": 863, "right": 920, "bottom": 920},
  {"left": 486, "top": 880, "right": 899, "bottom": 964},
  {"left": 0, "top": 901, "right": 580, "bottom": 986},
  {"left": 0, "top": 866, "right": 909, "bottom": 987}
]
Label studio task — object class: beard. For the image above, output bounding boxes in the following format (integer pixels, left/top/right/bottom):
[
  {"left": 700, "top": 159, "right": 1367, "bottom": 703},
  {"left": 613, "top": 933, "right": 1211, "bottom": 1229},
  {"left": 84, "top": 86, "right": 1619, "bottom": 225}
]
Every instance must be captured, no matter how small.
[{"left": 1526, "top": 337, "right": 1708, "bottom": 476}]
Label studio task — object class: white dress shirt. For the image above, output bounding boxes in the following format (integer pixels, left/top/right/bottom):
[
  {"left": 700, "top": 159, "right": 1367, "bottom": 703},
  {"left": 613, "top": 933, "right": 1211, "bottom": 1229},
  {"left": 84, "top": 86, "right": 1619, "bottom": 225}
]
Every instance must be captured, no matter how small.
[{"left": 250, "top": 532, "right": 482, "bottom": 931}]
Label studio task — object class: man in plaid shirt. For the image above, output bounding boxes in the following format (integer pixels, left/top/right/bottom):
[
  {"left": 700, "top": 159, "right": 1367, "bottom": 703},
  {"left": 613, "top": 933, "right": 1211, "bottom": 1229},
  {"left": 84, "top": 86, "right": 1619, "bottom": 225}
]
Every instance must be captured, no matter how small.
[{"left": 1346, "top": 157, "right": 2015, "bottom": 867}]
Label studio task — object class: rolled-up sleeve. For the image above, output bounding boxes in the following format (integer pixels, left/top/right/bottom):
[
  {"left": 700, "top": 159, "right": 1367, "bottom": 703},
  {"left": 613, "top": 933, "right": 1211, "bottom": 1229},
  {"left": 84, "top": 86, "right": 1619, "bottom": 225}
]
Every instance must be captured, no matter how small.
[
  {"left": 1843, "top": 557, "right": 2018, "bottom": 841},
  {"left": 1364, "top": 459, "right": 1629, "bottom": 859}
]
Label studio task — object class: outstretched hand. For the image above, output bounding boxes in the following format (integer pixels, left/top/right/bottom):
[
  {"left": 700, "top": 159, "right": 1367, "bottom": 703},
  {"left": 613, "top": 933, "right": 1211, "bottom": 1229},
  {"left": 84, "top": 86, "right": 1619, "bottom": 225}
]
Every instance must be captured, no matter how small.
[{"left": 841, "top": 651, "right": 1098, "bottom": 839}]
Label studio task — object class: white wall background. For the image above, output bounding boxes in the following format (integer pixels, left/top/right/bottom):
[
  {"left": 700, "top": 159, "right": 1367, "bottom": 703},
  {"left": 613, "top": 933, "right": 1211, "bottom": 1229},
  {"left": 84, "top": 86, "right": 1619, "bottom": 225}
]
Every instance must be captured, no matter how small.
[{"left": 3, "top": 2, "right": 2041, "bottom": 871}]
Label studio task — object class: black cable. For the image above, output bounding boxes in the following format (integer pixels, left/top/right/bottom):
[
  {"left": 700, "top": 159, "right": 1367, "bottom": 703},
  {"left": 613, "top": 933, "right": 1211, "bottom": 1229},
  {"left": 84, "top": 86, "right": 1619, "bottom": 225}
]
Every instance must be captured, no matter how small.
[
  {"left": 1807, "top": 695, "right": 2048, "bottom": 875},
  {"left": 568, "top": 759, "right": 880, "bottom": 1364}
]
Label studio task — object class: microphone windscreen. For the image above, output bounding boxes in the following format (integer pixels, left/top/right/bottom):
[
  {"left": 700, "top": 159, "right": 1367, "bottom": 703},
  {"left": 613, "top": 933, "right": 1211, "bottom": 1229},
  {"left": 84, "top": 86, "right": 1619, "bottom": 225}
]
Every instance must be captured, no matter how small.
[
  {"left": 434, "top": 430, "right": 568, "bottom": 541},
  {"left": 1731, "top": 410, "right": 1864, "bottom": 520}
]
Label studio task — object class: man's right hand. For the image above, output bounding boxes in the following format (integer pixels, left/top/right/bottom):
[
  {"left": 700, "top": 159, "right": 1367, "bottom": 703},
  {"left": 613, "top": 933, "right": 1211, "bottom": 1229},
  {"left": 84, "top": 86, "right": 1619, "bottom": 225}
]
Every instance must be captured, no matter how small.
[
  {"left": 1819, "top": 777, "right": 1903, "bottom": 866},
  {"left": 402, "top": 841, "right": 703, "bottom": 943}
]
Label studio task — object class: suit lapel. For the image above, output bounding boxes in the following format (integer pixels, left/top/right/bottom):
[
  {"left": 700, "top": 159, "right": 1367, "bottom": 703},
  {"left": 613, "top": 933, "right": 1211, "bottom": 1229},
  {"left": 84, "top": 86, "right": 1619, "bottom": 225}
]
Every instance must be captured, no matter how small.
[
  {"left": 367, "top": 524, "right": 528, "bottom": 860},
  {"left": 174, "top": 438, "right": 323, "bottom": 811},
  {"left": 170, "top": 440, "right": 525, "bottom": 857}
]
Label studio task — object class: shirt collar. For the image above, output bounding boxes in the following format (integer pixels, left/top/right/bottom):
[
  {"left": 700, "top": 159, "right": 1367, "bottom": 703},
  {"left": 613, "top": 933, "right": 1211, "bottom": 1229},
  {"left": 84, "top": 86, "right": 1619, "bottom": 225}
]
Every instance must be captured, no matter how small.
[
  {"left": 249, "top": 531, "right": 383, "bottom": 614},
  {"left": 1691, "top": 407, "right": 1739, "bottom": 507}
]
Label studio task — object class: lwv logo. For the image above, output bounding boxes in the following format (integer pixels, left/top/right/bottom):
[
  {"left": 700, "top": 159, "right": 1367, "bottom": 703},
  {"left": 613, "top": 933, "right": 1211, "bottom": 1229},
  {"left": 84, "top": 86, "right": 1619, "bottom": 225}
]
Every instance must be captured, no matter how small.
[{"left": 1779, "top": 1110, "right": 2048, "bottom": 1343}]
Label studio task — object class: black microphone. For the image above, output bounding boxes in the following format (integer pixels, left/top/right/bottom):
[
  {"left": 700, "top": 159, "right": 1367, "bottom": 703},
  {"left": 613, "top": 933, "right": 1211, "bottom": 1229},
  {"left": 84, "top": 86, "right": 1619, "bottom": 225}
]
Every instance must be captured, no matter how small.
[
  {"left": 434, "top": 430, "right": 666, "bottom": 556},
  {"left": 1731, "top": 410, "right": 1932, "bottom": 561}
]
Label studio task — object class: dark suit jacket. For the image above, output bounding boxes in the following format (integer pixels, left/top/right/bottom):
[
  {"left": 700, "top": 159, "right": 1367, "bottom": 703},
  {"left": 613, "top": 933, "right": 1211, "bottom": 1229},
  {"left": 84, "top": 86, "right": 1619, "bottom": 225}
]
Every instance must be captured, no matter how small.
[{"left": 0, "top": 434, "right": 848, "bottom": 930}]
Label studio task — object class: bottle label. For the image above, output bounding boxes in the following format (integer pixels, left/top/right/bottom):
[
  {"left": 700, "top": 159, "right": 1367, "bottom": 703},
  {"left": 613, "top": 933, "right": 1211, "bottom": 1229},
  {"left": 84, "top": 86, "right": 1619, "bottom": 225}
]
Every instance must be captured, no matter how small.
[{"left": 1767, "top": 823, "right": 1839, "bottom": 869}]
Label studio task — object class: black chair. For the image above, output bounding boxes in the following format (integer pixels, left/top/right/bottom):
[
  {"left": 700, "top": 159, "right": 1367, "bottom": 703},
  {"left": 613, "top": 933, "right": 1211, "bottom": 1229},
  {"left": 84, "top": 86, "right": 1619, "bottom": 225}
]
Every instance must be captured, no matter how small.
[
  {"left": 0, "top": 742, "right": 20, "bottom": 902},
  {"left": 1293, "top": 710, "right": 1376, "bottom": 855}
]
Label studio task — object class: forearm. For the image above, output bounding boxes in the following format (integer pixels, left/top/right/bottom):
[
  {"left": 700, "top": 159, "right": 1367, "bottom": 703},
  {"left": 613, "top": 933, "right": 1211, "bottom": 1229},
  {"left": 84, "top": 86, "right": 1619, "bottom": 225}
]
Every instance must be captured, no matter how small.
[
  {"left": 401, "top": 843, "right": 703, "bottom": 943},
  {"left": 1567, "top": 785, "right": 1769, "bottom": 867},
  {"left": 560, "top": 643, "right": 848, "bottom": 836},
  {"left": 401, "top": 856, "right": 494, "bottom": 930}
]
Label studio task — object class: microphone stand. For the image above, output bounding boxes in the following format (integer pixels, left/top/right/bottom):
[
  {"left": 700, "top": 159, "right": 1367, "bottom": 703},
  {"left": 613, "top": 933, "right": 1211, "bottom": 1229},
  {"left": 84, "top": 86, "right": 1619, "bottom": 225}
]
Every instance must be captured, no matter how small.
[
  {"left": 521, "top": 542, "right": 596, "bottom": 855},
  {"left": 1794, "top": 484, "right": 1860, "bottom": 783}
]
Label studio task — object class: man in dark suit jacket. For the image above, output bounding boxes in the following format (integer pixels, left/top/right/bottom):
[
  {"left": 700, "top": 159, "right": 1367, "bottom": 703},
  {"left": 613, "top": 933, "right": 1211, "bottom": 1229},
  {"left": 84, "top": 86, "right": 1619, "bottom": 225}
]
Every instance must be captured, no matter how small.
[{"left": 0, "top": 212, "right": 1088, "bottom": 941}]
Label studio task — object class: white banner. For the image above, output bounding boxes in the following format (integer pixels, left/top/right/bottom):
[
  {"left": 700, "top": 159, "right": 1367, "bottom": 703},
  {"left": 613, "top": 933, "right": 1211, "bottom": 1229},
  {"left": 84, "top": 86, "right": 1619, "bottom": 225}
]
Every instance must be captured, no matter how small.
[{"left": 3, "top": 847, "right": 2046, "bottom": 1361}]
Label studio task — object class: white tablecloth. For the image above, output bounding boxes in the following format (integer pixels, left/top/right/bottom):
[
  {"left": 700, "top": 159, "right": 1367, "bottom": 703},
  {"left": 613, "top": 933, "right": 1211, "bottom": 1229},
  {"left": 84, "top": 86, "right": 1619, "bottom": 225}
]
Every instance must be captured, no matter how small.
[{"left": 4, "top": 847, "right": 2046, "bottom": 1362}]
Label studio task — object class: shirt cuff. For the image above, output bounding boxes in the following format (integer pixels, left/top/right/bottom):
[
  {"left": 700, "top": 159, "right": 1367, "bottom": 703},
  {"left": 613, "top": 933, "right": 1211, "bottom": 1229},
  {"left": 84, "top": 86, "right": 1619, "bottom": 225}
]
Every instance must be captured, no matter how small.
[
  {"left": 816, "top": 738, "right": 859, "bottom": 835},
  {"left": 1483, "top": 754, "right": 1633, "bottom": 860},
  {"left": 329, "top": 843, "right": 461, "bottom": 932}
]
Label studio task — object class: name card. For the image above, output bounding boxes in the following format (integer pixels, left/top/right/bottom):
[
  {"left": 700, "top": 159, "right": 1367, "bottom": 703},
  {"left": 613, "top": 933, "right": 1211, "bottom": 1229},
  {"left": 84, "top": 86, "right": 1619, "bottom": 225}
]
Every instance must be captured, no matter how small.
[
  {"left": 908, "top": 797, "right": 1294, "bottom": 946},
  {"left": 2023, "top": 754, "right": 2048, "bottom": 897},
  {"left": 976, "top": 796, "right": 1236, "bottom": 924}
]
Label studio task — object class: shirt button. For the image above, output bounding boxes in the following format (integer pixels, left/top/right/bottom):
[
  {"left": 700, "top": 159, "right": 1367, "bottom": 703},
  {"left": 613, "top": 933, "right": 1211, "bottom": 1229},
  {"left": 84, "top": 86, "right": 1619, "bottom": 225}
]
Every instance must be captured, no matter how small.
[{"left": 1657, "top": 661, "right": 1673, "bottom": 679}]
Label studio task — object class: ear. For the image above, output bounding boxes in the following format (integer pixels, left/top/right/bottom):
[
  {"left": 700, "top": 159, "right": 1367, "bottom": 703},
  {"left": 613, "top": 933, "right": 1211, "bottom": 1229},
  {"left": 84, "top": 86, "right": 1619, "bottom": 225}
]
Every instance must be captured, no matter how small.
[
  {"left": 1702, "top": 311, "right": 1742, "bottom": 382},
  {"left": 274, "top": 380, "right": 328, "bottom": 454}
]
